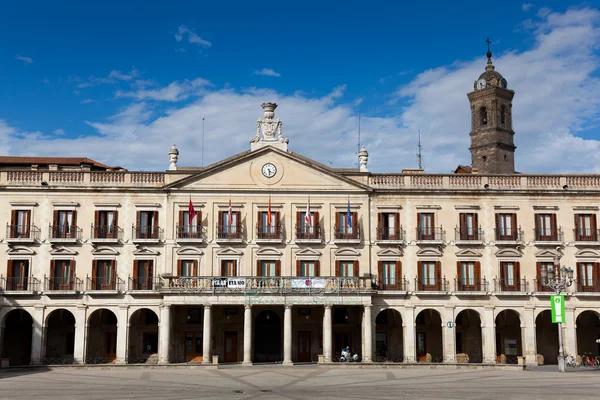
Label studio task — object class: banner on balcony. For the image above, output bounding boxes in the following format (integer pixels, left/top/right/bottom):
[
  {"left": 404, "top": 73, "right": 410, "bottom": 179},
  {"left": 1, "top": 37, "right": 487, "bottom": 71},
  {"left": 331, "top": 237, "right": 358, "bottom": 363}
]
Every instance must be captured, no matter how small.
[
  {"left": 289, "top": 278, "right": 326, "bottom": 289},
  {"left": 211, "top": 278, "right": 246, "bottom": 289}
]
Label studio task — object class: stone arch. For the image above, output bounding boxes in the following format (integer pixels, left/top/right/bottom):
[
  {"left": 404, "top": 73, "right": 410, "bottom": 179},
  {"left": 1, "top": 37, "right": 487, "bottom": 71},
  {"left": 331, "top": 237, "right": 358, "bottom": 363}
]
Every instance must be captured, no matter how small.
[
  {"left": 535, "top": 309, "right": 558, "bottom": 365},
  {"left": 576, "top": 310, "right": 600, "bottom": 358},
  {"left": 455, "top": 309, "right": 482, "bottom": 363},
  {"left": 495, "top": 309, "right": 522, "bottom": 364},
  {"left": 128, "top": 308, "right": 159, "bottom": 364},
  {"left": 44, "top": 309, "right": 76, "bottom": 363},
  {"left": 415, "top": 309, "right": 443, "bottom": 362},
  {"left": 374, "top": 308, "right": 403, "bottom": 362},
  {"left": 1, "top": 309, "right": 33, "bottom": 366},
  {"left": 86, "top": 308, "right": 118, "bottom": 363}
]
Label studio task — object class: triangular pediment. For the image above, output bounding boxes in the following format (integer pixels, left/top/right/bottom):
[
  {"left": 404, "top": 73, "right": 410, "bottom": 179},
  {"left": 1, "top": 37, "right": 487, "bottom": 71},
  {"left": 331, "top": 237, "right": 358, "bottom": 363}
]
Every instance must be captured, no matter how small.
[
  {"left": 575, "top": 249, "right": 600, "bottom": 258},
  {"left": 334, "top": 247, "right": 361, "bottom": 257},
  {"left": 167, "top": 147, "right": 370, "bottom": 192},
  {"left": 376, "top": 247, "right": 403, "bottom": 257},
  {"left": 133, "top": 246, "right": 160, "bottom": 256},
  {"left": 7, "top": 246, "right": 36, "bottom": 256},
  {"left": 256, "top": 247, "right": 283, "bottom": 257},
  {"left": 416, "top": 247, "right": 443, "bottom": 257},
  {"left": 216, "top": 246, "right": 244, "bottom": 256},
  {"left": 495, "top": 247, "right": 523, "bottom": 258},
  {"left": 534, "top": 249, "right": 561, "bottom": 258},
  {"left": 91, "top": 246, "right": 120, "bottom": 256},
  {"left": 294, "top": 248, "right": 322, "bottom": 257},
  {"left": 50, "top": 246, "right": 78, "bottom": 256},
  {"left": 176, "top": 247, "right": 204, "bottom": 256},
  {"left": 455, "top": 249, "right": 482, "bottom": 257}
]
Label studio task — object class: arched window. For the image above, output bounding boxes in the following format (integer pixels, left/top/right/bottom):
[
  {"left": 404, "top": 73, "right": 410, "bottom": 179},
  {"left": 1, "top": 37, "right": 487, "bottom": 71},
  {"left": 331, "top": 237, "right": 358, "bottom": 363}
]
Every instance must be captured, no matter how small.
[
  {"left": 500, "top": 105, "right": 506, "bottom": 126},
  {"left": 480, "top": 107, "right": 488, "bottom": 126}
]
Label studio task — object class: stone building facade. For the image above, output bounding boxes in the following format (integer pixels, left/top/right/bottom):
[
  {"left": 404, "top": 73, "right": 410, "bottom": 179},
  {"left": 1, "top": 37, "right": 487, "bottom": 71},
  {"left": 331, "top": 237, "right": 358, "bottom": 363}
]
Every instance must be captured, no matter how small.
[{"left": 1, "top": 52, "right": 599, "bottom": 367}]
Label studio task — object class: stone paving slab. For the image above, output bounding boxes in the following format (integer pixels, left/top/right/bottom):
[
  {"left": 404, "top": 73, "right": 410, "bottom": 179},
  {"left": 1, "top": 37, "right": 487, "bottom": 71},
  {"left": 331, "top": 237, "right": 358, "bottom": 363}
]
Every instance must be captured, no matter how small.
[{"left": 0, "top": 365, "right": 598, "bottom": 400}]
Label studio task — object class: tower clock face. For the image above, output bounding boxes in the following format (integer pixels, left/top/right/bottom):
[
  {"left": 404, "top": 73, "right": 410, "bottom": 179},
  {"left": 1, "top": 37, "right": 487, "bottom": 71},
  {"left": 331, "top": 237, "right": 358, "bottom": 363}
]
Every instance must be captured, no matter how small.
[
  {"left": 477, "top": 79, "right": 487, "bottom": 90},
  {"left": 500, "top": 78, "right": 508, "bottom": 88},
  {"left": 261, "top": 163, "right": 277, "bottom": 178}
]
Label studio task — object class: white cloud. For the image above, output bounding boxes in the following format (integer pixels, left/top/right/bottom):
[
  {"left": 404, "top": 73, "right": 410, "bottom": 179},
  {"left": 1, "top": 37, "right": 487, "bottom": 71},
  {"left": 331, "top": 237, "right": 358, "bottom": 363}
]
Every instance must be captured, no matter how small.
[
  {"left": 42, "top": 78, "right": 50, "bottom": 85},
  {"left": 15, "top": 55, "right": 33, "bottom": 64},
  {"left": 81, "top": 99, "right": 96, "bottom": 104},
  {"left": 108, "top": 69, "right": 139, "bottom": 81},
  {"left": 77, "top": 69, "right": 140, "bottom": 88},
  {"left": 53, "top": 129, "right": 65, "bottom": 135},
  {"left": 174, "top": 25, "right": 211, "bottom": 48},
  {"left": 115, "top": 78, "right": 213, "bottom": 102},
  {"left": 253, "top": 68, "right": 281, "bottom": 77},
  {"left": 522, "top": 3, "right": 533, "bottom": 11},
  {"left": 1, "top": 7, "right": 599, "bottom": 174}
]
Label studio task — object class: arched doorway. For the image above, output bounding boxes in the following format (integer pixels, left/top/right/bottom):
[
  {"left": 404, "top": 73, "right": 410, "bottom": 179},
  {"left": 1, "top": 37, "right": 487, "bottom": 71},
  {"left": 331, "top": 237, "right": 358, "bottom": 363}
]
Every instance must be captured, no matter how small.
[
  {"left": 415, "top": 309, "right": 442, "bottom": 362},
  {"left": 1, "top": 309, "right": 33, "bottom": 366},
  {"left": 495, "top": 309, "right": 522, "bottom": 364},
  {"left": 128, "top": 308, "right": 159, "bottom": 364},
  {"left": 45, "top": 309, "right": 75, "bottom": 363},
  {"left": 576, "top": 310, "right": 600, "bottom": 358},
  {"left": 375, "top": 309, "right": 403, "bottom": 362},
  {"left": 535, "top": 310, "right": 558, "bottom": 364},
  {"left": 87, "top": 309, "right": 118, "bottom": 363},
  {"left": 254, "top": 310, "right": 281, "bottom": 363},
  {"left": 455, "top": 309, "right": 482, "bottom": 363}
]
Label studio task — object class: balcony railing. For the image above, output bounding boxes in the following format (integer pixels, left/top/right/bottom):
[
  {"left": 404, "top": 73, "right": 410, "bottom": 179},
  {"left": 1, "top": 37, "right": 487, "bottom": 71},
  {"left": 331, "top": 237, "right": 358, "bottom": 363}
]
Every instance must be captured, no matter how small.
[
  {"left": 576, "top": 280, "right": 600, "bottom": 292},
  {"left": 454, "top": 227, "right": 484, "bottom": 242},
  {"left": 256, "top": 224, "right": 283, "bottom": 241},
  {"left": 49, "top": 224, "right": 82, "bottom": 241},
  {"left": 573, "top": 228, "right": 600, "bottom": 242},
  {"left": 333, "top": 225, "right": 360, "bottom": 240},
  {"left": 494, "top": 227, "right": 523, "bottom": 242},
  {"left": 86, "top": 276, "right": 123, "bottom": 291},
  {"left": 128, "top": 276, "right": 162, "bottom": 291},
  {"left": 5, "top": 224, "right": 41, "bottom": 241},
  {"left": 454, "top": 278, "right": 488, "bottom": 292},
  {"left": 0, "top": 276, "right": 40, "bottom": 292},
  {"left": 494, "top": 278, "right": 528, "bottom": 292},
  {"left": 216, "top": 225, "right": 243, "bottom": 240},
  {"left": 44, "top": 276, "right": 82, "bottom": 291},
  {"left": 176, "top": 224, "right": 203, "bottom": 240},
  {"left": 163, "top": 276, "right": 373, "bottom": 294},
  {"left": 533, "top": 227, "right": 563, "bottom": 243},
  {"left": 534, "top": 279, "right": 556, "bottom": 293},
  {"left": 378, "top": 277, "right": 409, "bottom": 291},
  {"left": 414, "top": 278, "right": 448, "bottom": 292},
  {"left": 295, "top": 224, "right": 322, "bottom": 241},
  {"left": 91, "top": 225, "right": 123, "bottom": 241},
  {"left": 376, "top": 226, "right": 406, "bottom": 242},
  {"left": 415, "top": 227, "right": 445, "bottom": 242},
  {"left": 132, "top": 226, "right": 163, "bottom": 241}
]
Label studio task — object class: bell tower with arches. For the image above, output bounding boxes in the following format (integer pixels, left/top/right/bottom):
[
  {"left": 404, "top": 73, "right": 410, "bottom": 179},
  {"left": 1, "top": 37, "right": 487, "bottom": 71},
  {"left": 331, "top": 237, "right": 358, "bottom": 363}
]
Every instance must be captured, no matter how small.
[{"left": 467, "top": 40, "right": 516, "bottom": 174}]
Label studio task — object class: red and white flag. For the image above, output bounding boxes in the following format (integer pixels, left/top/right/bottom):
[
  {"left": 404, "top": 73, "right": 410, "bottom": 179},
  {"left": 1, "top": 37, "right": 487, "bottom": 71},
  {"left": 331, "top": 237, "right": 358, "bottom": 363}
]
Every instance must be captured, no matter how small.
[
  {"left": 188, "top": 196, "right": 197, "bottom": 226},
  {"left": 305, "top": 196, "right": 312, "bottom": 226},
  {"left": 267, "top": 195, "right": 272, "bottom": 226},
  {"left": 227, "top": 198, "right": 233, "bottom": 225}
]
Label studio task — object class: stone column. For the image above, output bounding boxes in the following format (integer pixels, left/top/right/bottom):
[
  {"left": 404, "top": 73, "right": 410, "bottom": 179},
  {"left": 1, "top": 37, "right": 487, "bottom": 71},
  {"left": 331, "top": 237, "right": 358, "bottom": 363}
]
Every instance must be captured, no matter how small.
[
  {"left": 323, "top": 305, "right": 332, "bottom": 361},
  {"left": 564, "top": 308, "right": 577, "bottom": 357},
  {"left": 481, "top": 307, "right": 496, "bottom": 363},
  {"left": 73, "top": 306, "right": 87, "bottom": 364},
  {"left": 363, "top": 305, "right": 373, "bottom": 363},
  {"left": 403, "top": 307, "right": 416, "bottom": 363},
  {"left": 202, "top": 306, "right": 212, "bottom": 364},
  {"left": 283, "top": 305, "right": 293, "bottom": 365},
  {"left": 158, "top": 305, "right": 171, "bottom": 364},
  {"left": 243, "top": 305, "right": 252, "bottom": 365},
  {"left": 443, "top": 307, "right": 455, "bottom": 363},
  {"left": 116, "top": 306, "right": 129, "bottom": 364},
  {"left": 30, "top": 306, "right": 45, "bottom": 364},
  {"left": 523, "top": 307, "right": 537, "bottom": 366}
]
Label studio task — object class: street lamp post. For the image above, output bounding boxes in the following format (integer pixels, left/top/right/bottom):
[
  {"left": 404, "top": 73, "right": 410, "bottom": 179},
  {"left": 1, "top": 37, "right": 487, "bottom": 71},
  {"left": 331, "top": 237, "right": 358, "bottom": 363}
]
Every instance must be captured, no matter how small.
[{"left": 540, "top": 255, "right": 574, "bottom": 372}]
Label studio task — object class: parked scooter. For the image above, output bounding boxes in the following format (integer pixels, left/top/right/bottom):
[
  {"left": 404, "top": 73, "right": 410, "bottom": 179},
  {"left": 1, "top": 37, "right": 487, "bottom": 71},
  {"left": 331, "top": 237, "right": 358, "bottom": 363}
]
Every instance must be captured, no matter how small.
[{"left": 340, "top": 346, "right": 359, "bottom": 362}]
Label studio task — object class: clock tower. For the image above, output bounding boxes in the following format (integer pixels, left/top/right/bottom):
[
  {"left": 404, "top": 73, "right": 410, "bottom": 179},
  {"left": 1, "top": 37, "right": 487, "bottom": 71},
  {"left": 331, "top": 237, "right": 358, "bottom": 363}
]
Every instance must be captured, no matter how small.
[{"left": 467, "top": 42, "right": 516, "bottom": 174}]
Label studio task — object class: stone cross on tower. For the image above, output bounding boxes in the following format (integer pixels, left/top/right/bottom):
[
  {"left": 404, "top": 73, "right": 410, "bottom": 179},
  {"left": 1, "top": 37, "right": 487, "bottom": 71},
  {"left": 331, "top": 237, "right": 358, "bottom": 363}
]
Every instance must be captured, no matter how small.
[{"left": 250, "top": 102, "right": 289, "bottom": 152}]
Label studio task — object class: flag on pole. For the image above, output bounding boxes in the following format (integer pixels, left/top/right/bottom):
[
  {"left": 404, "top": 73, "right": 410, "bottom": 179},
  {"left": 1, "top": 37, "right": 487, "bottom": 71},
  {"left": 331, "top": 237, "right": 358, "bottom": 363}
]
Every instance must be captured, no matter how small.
[
  {"left": 227, "top": 198, "right": 233, "bottom": 226},
  {"left": 305, "top": 196, "right": 312, "bottom": 226},
  {"left": 188, "top": 196, "right": 197, "bottom": 226},
  {"left": 346, "top": 197, "right": 352, "bottom": 227}
]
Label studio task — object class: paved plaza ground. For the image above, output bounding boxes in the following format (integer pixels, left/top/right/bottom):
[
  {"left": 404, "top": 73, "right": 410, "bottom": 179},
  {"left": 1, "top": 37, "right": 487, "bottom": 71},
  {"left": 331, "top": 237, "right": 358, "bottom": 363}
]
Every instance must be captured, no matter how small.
[{"left": 0, "top": 365, "right": 599, "bottom": 400}]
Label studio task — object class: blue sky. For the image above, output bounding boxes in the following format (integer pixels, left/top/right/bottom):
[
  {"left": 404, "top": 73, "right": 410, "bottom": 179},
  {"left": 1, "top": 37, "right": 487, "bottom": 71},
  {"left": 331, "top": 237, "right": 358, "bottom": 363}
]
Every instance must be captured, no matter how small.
[{"left": 1, "top": 1, "right": 599, "bottom": 172}]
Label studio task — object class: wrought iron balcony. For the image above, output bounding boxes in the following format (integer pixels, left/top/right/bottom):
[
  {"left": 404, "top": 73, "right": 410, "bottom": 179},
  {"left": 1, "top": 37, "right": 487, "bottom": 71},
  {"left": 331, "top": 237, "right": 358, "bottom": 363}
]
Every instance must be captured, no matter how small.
[
  {"left": 128, "top": 276, "right": 162, "bottom": 291},
  {"left": 0, "top": 276, "right": 40, "bottom": 292},
  {"left": 454, "top": 227, "right": 484, "bottom": 242},
  {"left": 295, "top": 224, "right": 322, "bottom": 242},
  {"left": 256, "top": 224, "right": 283, "bottom": 242},
  {"left": 132, "top": 226, "right": 163, "bottom": 242},
  {"left": 176, "top": 224, "right": 204, "bottom": 241},
  {"left": 216, "top": 224, "right": 243, "bottom": 242},
  {"left": 414, "top": 277, "right": 448, "bottom": 292},
  {"left": 49, "top": 224, "right": 82, "bottom": 242},
  {"left": 86, "top": 276, "right": 123, "bottom": 291},
  {"left": 5, "top": 224, "right": 41, "bottom": 242},
  {"left": 378, "top": 277, "right": 409, "bottom": 291},
  {"left": 91, "top": 224, "right": 123, "bottom": 242},
  {"left": 376, "top": 226, "right": 405, "bottom": 242},
  {"left": 44, "top": 276, "right": 82, "bottom": 291},
  {"left": 494, "top": 227, "right": 523, "bottom": 242},
  {"left": 573, "top": 228, "right": 600, "bottom": 243},
  {"left": 333, "top": 225, "right": 360, "bottom": 241},
  {"left": 454, "top": 278, "right": 488, "bottom": 292},
  {"left": 575, "top": 279, "right": 600, "bottom": 293},
  {"left": 533, "top": 227, "right": 563, "bottom": 243},
  {"left": 415, "top": 227, "right": 445, "bottom": 242},
  {"left": 493, "top": 278, "right": 528, "bottom": 292}
]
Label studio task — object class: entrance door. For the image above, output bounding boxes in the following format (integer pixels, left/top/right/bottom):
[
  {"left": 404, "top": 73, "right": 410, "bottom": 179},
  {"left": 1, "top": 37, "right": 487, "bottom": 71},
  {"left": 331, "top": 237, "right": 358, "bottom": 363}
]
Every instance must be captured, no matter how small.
[
  {"left": 104, "top": 332, "right": 116, "bottom": 362},
  {"left": 298, "top": 331, "right": 311, "bottom": 362},
  {"left": 254, "top": 311, "right": 282, "bottom": 362},
  {"left": 185, "top": 332, "right": 203, "bottom": 362},
  {"left": 334, "top": 332, "right": 351, "bottom": 358},
  {"left": 224, "top": 331, "right": 238, "bottom": 363}
]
